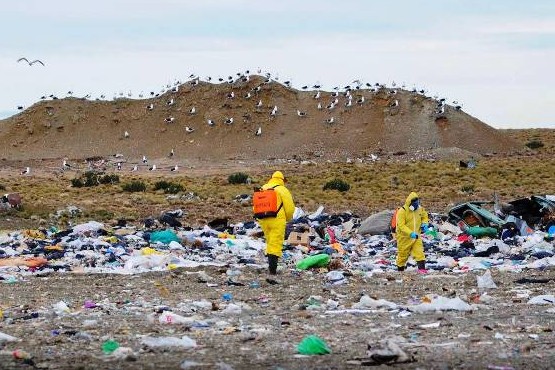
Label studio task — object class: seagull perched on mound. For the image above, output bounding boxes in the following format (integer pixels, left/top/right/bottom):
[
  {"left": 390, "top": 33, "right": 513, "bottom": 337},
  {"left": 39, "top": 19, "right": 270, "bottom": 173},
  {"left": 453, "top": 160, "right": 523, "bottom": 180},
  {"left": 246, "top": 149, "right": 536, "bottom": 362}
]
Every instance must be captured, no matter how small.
[
  {"left": 390, "top": 99, "right": 399, "bottom": 107},
  {"left": 20, "top": 167, "right": 30, "bottom": 175},
  {"left": 149, "top": 164, "right": 157, "bottom": 171},
  {"left": 189, "top": 106, "right": 196, "bottom": 115},
  {"left": 270, "top": 106, "right": 278, "bottom": 117},
  {"left": 167, "top": 99, "right": 175, "bottom": 106},
  {"left": 169, "top": 148, "right": 174, "bottom": 157},
  {"left": 313, "top": 91, "right": 321, "bottom": 99},
  {"left": 124, "top": 131, "right": 130, "bottom": 138},
  {"left": 17, "top": 57, "right": 44, "bottom": 66},
  {"left": 325, "top": 117, "right": 335, "bottom": 124},
  {"left": 185, "top": 126, "right": 195, "bottom": 133},
  {"left": 147, "top": 103, "right": 154, "bottom": 110},
  {"left": 170, "top": 165, "right": 179, "bottom": 172},
  {"left": 227, "top": 91, "right": 235, "bottom": 99},
  {"left": 131, "top": 165, "right": 138, "bottom": 172},
  {"left": 256, "top": 100, "right": 263, "bottom": 109},
  {"left": 62, "top": 159, "right": 71, "bottom": 170},
  {"left": 207, "top": 119, "right": 215, "bottom": 126},
  {"left": 164, "top": 117, "right": 175, "bottom": 123},
  {"left": 225, "top": 117, "right": 234, "bottom": 125},
  {"left": 297, "top": 110, "right": 306, "bottom": 117},
  {"left": 142, "top": 155, "right": 148, "bottom": 164},
  {"left": 357, "top": 96, "right": 365, "bottom": 105},
  {"left": 255, "top": 127, "right": 262, "bottom": 136}
]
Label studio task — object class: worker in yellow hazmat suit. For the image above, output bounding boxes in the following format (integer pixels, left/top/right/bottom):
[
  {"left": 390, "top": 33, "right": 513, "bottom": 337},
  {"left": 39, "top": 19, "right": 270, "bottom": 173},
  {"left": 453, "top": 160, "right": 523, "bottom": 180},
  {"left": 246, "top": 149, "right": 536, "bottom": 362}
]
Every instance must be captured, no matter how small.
[
  {"left": 395, "top": 192, "right": 429, "bottom": 273},
  {"left": 256, "top": 171, "right": 295, "bottom": 283}
]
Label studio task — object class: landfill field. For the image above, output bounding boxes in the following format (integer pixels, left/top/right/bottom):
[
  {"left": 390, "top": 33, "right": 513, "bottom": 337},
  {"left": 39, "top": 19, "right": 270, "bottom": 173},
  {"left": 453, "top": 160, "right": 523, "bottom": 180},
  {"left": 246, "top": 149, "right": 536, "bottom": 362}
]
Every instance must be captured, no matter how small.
[{"left": 1, "top": 266, "right": 555, "bottom": 370}]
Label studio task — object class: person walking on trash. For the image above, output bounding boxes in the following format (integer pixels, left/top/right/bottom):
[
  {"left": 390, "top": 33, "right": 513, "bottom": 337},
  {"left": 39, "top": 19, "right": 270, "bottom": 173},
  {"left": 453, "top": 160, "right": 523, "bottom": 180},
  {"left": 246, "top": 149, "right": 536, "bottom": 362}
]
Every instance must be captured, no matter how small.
[
  {"left": 253, "top": 171, "right": 295, "bottom": 284},
  {"left": 395, "top": 192, "right": 429, "bottom": 274}
]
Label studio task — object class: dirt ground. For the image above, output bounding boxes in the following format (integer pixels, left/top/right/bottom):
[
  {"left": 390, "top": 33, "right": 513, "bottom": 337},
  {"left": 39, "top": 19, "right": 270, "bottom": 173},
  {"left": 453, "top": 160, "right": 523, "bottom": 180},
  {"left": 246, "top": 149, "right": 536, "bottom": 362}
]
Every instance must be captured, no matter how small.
[{"left": 1, "top": 266, "right": 554, "bottom": 369}]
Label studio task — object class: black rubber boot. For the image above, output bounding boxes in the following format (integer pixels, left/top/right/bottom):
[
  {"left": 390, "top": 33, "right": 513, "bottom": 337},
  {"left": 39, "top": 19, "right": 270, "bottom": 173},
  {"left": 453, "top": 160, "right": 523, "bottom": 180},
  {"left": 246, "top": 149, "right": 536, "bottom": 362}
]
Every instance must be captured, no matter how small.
[
  {"left": 397, "top": 266, "right": 406, "bottom": 272},
  {"left": 266, "top": 254, "right": 279, "bottom": 285},
  {"left": 417, "top": 261, "right": 426, "bottom": 270}
]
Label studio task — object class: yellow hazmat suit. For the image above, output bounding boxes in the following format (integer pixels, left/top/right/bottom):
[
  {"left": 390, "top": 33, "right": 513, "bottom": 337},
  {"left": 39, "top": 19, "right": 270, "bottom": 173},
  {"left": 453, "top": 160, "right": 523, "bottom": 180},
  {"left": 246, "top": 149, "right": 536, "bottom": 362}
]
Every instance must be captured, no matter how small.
[
  {"left": 257, "top": 171, "right": 295, "bottom": 257},
  {"left": 395, "top": 192, "right": 429, "bottom": 268}
]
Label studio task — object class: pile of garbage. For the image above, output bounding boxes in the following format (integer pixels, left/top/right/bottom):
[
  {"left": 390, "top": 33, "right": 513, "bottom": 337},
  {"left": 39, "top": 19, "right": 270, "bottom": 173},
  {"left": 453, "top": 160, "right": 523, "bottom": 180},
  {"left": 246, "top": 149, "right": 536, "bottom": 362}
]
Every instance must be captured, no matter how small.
[{"left": 1, "top": 201, "right": 554, "bottom": 281}]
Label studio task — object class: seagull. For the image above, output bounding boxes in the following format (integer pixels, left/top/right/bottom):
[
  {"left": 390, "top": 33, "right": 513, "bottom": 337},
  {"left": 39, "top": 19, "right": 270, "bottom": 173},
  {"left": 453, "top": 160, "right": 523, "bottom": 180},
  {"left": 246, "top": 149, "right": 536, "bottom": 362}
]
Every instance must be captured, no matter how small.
[
  {"left": 142, "top": 155, "right": 148, "bottom": 164},
  {"left": 149, "top": 164, "right": 157, "bottom": 171},
  {"left": 20, "top": 167, "right": 30, "bottom": 175},
  {"left": 325, "top": 117, "right": 335, "bottom": 124},
  {"left": 167, "top": 99, "right": 175, "bottom": 106},
  {"left": 256, "top": 100, "right": 263, "bottom": 109},
  {"left": 185, "top": 126, "right": 195, "bottom": 133},
  {"left": 169, "top": 148, "right": 174, "bottom": 157},
  {"left": 390, "top": 99, "right": 399, "bottom": 107},
  {"left": 227, "top": 91, "right": 235, "bottom": 99},
  {"left": 170, "top": 165, "right": 179, "bottom": 172},
  {"left": 225, "top": 117, "right": 234, "bottom": 125},
  {"left": 171, "top": 86, "right": 179, "bottom": 93},
  {"left": 255, "top": 127, "right": 262, "bottom": 136},
  {"left": 357, "top": 96, "right": 365, "bottom": 105},
  {"left": 244, "top": 92, "right": 252, "bottom": 99},
  {"left": 317, "top": 102, "right": 322, "bottom": 110},
  {"left": 252, "top": 85, "right": 261, "bottom": 92},
  {"left": 124, "top": 131, "right": 130, "bottom": 138},
  {"left": 301, "top": 85, "right": 308, "bottom": 90},
  {"left": 345, "top": 99, "right": 353, "bottom": 107},
  {"left": 389, "top": 89, "right": 397, "bottom": 95},
  {"left": 270, "top": 106, "right": 278, "bottom": 117},
  {"left": 114, "top": 153, "right": 124, "bottom": 158},
  {"left": 131, "top": 165, "right": 138, "bottom": 172},
  {"left": 326, "top": 103, "right": 335, "bottom": 110},
  {"left": 164, "top": 117, "right": 175, "bottom": 123},
  {"left": 116, "top": 162, "right": 122, "bottom": 170},
  {"left": 297, "top": 110, "right": 306, "bottom": 117},
  {"left": 17, "top": 57, "right": 45, "bottom": 66},
  {"left": 17, "top": 106, "right": 24, "bottom": 110},
  {"left": 207, "top": 119, "right": 215, "bottom": 126},
  {"left": 313, "top": 91, "right": 321, "bottom": 99},
  {"left": 331, "top": 91, "right": 339, "bottom": 97},
  {"left": 189, "top": 106, "right": 196, "bottom": 115},
  {"left": 62, "top": 159, "right": 71, "bottom": 170},
  {"left": 147, "top": 103, "right": 154, "bottom": 110}
]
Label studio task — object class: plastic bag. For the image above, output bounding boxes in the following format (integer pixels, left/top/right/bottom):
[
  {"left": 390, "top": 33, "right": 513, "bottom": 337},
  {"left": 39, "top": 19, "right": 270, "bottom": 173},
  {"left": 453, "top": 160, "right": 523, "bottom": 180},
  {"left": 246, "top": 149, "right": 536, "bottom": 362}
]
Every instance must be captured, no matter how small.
[
  {"left": 297, "top": 335, "right": 331, "bottom": 355},
  {"left": 296, "top": 254, "right": 330, "bottom": 270},
  {"left": 477, "top": 270, "right": 498, "bottom": 289}
]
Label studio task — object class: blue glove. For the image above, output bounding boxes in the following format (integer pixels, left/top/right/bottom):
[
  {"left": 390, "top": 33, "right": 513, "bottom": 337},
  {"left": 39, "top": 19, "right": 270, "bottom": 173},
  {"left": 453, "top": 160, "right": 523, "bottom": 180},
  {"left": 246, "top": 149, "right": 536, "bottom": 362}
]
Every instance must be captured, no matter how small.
[
  {"left": 421, "top": 223, "right": 429, "bottom": 233},
  {"left": 410, "top": 232, "right": 418, "bottom": 239}
]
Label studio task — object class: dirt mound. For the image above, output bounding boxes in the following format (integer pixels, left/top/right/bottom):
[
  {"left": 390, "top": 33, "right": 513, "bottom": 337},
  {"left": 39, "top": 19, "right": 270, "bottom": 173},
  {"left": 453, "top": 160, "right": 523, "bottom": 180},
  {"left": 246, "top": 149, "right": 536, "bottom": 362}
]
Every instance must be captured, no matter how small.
[{"left": 0, "top": 75, "right": 522, "bottom": 163}]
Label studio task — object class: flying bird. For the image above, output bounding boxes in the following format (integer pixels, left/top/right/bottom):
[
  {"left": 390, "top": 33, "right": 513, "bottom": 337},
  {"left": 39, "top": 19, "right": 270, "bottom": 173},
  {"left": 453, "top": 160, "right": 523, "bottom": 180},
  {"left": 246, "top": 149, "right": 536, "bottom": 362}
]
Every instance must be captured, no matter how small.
[{"left": 17, "top": 57, "right": 45, "bottom": 66}]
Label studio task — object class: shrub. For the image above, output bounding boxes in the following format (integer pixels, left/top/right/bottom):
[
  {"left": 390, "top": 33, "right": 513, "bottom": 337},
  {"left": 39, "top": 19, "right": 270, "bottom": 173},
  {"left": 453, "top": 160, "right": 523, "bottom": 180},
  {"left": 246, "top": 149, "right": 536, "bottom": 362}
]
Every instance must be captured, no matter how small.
[
  {"left": 154, "top": 180, "right": 183, "bottom": 194},
  {"left": 0, "top": 184, "right": 5, "bottom": 190},
  {"left": 323, "top": 179, "right": 351, "bottom": 192},
  {"left": 525, "top": 139, "right": 544, "bottom": 150},
  {"left": 461, "top": 184, "right": 475, "bottom": 194},
  {"left": 71, "top": 178, "right": 84, "bottom": 188},
  {"left": 122, "top": 181, "right": 147, "bottom": 192},
  {"left": 99, "top": 174, "right": 120, "bottom": 184},
  {"left": 228, "top": 172, "right": 249, "bottom": 184}
]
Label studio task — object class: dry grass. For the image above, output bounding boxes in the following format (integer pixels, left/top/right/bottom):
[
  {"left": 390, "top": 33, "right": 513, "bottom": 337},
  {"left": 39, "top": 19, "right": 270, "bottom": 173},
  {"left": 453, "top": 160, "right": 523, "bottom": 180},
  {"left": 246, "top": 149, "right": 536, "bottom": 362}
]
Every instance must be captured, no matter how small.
[{"left": 1, "top": 148, "right": 554, "bottom": 230}]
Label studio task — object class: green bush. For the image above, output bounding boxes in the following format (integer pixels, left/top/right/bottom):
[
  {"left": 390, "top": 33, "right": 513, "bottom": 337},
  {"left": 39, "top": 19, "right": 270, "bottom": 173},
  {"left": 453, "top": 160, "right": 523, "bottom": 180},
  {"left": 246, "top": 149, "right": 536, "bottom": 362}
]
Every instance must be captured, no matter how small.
[
  {"left": 461, "top": 184, "right": 475, "bottom": 194},
  {"left": 99, "top": 174, "right": 120, "bottom": 184},
  {"left": 525, "top": 139, "right": 544, "bottom": 150},
  {"left": 154, "top": 180, "right": 184, "bottom": 194},
  {"left": 228, "top": 172, "right": 249, "bottom": 184},
  {"left": 323, "top": 179, "right": 350, "bottom": 192},
  {"left": 122, "top": 181, "right": 147, "bottom": 192},
  {"left": 71, "top": 178, "right": 84, "bottom": 188}
]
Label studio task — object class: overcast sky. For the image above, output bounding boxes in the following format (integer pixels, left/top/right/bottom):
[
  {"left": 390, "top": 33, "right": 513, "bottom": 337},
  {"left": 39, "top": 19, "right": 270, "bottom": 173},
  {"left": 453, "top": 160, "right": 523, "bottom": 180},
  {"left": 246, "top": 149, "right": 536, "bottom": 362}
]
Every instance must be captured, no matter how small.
[{"left": 1, "top": 0, "right": 554, "bottom": 128}]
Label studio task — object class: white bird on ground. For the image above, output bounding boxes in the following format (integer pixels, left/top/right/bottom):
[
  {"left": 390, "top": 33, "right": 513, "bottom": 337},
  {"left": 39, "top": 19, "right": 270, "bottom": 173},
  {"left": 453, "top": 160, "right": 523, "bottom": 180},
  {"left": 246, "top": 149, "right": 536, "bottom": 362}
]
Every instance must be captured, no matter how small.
[
  {"left": 270, "top": 106, "right": 278, "bottom": 117},
  {"left": 164, "top": 117, "right": 175, "bottom": 123},
  {"left": 147, "top": 103, "right": 154, "bottom": 110},
  {"left": 189, "top": 106, "right": 196, "bottom": 114},
  {"left": 313, "top": 91, "right": 321, "bottom": 99},
  {"left": 225, "top": 117, "right": 234, "bottom": 125},
  {"left": 325, "top": 117, "right": 335, "bottom": 124},
  {"left": 116, "top": 162, "right": 122, "bottom": 170},
  {"left": 170, "top": 165, "right": 178, "bottom": 172},
  {"left": 167, "top": 99, "right": 175, "bottom": 106},
  {"left": 256, "top": 100, "right": 263, "bottom": 109},
  {"left": 255, "top": 127, "right": 262, "bottom": 136},
  {"left": 345, "top": 99, "right": 353, "bottom": 107},
  {"left": 124, "top": 131, "right": 130, "bottom": 138},
  {"left": 297, "top": 110, "right": 306, "bottom": 117},
  {"left": 317, "top": 102, "right": 322, "bottom": 110},
  {"left": 149, "top": 164, "right": 157, "bottom": 171},
  {"left": 390, "top": 99, "right": 399, "bottom": 107},
  {"left": 62, "top": 159, "right": 71, "bottom": 170},
  {"left": 185, "top": 126, "right": 195, "bottom": 133},
  {"left": 169, "top": 148, "right": 174, "bottom": 157},
  {"left": 171, "top": 86, "right": 179, "bottom": 93},
  {"left": 244, "top": 92, "right": 252, "bottom": 99},
  {"left": 131, "top": 165, "right": 138, "bottom": 172},
  {"left": 207, "top": 119, "right": 215, "bottom": 126},
  {"left": 142, "top": 156, "right": 148, "bottom": 164},
  {"left": 227, "top": 91, "right": 235, "bottom": 99},
  {"left": 357, "top": 96, "right": 365, "bottom": 105},
  {"left": 20, "top": 167, "right": 30, "bottom": 175}
]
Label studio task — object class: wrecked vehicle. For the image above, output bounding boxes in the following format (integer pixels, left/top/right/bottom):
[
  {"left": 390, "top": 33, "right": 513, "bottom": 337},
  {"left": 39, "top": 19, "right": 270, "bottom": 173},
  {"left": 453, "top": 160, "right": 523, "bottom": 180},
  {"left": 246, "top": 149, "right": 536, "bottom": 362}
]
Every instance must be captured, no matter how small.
[
  {"left": 504, "top": 195, "right": 555, "bottom": 231},
  {"left": 448, "top": 201, "right": 504, "bottom": 230}
]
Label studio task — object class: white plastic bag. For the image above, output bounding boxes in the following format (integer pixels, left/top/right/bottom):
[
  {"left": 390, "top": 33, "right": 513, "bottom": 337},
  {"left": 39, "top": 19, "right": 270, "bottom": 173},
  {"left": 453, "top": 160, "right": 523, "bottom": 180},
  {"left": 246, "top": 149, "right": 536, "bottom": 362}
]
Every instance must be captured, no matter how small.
[{"left": 477, "top": 270, "right": 497, "bottom": 289}]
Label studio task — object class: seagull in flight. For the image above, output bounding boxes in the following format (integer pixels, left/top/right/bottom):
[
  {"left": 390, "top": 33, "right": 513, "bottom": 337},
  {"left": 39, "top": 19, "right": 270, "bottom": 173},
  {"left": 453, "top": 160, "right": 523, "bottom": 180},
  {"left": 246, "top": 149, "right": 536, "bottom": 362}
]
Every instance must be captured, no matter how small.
[{"left": 17, "top": 57, "right": 45, "bottom": 66}]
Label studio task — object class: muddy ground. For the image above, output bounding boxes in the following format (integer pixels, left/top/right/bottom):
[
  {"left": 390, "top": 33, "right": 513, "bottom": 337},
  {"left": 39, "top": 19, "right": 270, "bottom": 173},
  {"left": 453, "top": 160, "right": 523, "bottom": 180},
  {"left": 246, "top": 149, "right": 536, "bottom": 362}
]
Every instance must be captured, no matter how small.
[{"left": 1, "top": 266, "right": 554, "bottom": 370}]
